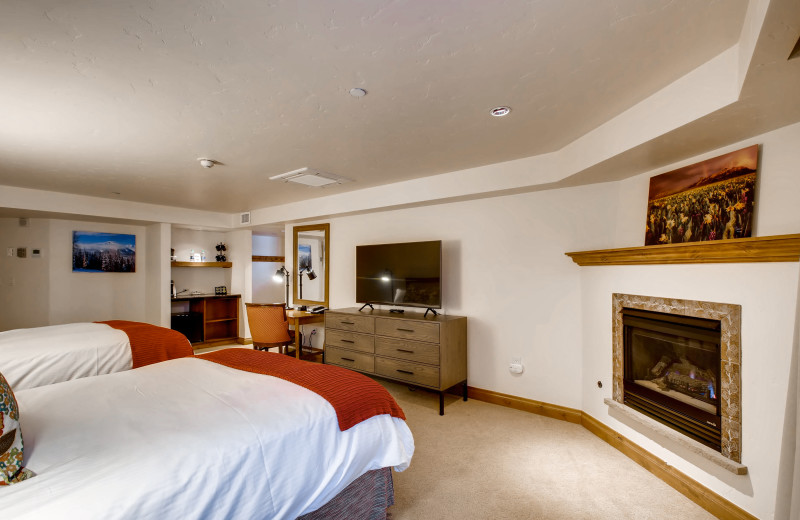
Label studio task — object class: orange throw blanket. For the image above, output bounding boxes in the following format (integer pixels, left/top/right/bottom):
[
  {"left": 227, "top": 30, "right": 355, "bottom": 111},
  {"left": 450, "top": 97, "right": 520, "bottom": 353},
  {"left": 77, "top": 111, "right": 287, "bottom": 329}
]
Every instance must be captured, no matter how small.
[
  {"left": 198, "top": 349, "right": 406, "bottom": 431},
  {"left": 98, "top": 320, "right": 194, "bottom": 369}
]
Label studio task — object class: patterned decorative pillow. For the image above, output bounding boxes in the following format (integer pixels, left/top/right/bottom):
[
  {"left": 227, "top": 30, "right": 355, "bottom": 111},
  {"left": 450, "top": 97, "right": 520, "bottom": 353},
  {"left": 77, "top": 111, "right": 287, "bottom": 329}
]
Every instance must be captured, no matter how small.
[{"left": 0, "top": 371, "right": 34, "bottom": 485}]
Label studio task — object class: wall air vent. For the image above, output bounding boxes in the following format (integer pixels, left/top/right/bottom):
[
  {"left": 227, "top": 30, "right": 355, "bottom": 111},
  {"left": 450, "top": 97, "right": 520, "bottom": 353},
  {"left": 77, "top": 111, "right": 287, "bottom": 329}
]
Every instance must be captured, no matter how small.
[
  {"left": 269, "top": 168, "right": 352, "bottom": 187},
  {"left": 240, "top": 212, "right": 251, "bottom": 225}
]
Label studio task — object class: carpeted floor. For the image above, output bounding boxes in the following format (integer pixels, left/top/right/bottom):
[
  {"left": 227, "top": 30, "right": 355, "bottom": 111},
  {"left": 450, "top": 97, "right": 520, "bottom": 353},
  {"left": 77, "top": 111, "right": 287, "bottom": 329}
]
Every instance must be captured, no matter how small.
[{"left": 382, "top": 381, "right": 716, "bottom": 520}]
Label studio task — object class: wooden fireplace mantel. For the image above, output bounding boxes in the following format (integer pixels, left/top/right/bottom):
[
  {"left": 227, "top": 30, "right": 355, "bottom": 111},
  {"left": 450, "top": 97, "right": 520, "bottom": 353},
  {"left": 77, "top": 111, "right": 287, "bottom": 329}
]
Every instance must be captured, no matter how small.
[{"left": 565, "top": 234, "right": 800, "bottom": 266}]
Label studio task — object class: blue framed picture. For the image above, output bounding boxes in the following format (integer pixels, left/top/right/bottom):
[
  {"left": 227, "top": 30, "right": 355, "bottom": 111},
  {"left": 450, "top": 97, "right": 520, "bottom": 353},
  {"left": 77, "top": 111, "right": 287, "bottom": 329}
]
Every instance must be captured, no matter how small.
[
  {"left": 72, "top": 231, "right": 136, "bottom": 273},
  {"left": 298, "top": 243, "right": 312, "bottom": 270}
]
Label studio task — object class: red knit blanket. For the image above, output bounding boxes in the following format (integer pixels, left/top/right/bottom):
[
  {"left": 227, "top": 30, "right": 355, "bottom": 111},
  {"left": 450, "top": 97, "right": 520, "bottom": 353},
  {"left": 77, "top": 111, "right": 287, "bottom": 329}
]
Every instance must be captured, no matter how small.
[
  {"left": 98, "top": 320, "right": 194, "bottom": 369},
  {"left": 198, "top": 349, "right": 406, "bottom": 431}
]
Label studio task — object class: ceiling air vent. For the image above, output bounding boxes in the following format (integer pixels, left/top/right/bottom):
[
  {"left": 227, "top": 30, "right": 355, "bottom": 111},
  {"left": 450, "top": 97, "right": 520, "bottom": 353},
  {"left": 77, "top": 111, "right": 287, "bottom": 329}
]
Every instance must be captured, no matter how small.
[
  {"left": 269, "top": 168, "right": 352, "bottom": 187},
  {"left": 240, "top": 212, "right": 251, "bottom": 225}
]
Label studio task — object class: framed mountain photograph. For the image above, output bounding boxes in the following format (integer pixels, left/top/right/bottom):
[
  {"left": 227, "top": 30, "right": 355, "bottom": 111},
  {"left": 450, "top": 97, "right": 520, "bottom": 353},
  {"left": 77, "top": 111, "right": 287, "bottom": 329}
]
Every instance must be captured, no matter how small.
[
  {"left": 72, "top": 231, "right": 136, "bottom": 272},
  {"left": 644, "top": 144, "right": 758, "bottom": 246}
]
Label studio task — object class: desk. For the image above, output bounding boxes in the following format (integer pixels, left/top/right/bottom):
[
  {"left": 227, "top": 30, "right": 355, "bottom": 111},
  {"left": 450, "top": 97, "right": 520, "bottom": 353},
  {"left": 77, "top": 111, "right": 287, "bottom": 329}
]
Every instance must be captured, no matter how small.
[{"left": 286, "top": 310, "right": 325, "bottom": 359}]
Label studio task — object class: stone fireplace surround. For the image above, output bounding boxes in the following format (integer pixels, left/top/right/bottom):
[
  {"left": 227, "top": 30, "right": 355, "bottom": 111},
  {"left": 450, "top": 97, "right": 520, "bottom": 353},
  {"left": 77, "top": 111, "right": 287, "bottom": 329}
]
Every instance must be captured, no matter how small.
[{"left": 608, "top": 293, "right": 746, "bottom": 474}]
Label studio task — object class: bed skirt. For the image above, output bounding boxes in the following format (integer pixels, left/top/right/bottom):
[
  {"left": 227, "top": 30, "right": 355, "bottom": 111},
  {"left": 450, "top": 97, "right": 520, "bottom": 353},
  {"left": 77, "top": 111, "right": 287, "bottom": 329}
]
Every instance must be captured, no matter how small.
[{"left": 297, "top": 467, "right": 395, "bottom": 520}]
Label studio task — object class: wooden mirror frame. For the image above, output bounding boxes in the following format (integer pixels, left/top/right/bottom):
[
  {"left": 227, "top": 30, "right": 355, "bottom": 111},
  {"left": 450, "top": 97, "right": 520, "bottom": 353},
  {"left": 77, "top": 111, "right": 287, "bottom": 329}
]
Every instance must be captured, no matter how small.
[{"left": 292, "top": 223, "right": 330, "bottom": 308}]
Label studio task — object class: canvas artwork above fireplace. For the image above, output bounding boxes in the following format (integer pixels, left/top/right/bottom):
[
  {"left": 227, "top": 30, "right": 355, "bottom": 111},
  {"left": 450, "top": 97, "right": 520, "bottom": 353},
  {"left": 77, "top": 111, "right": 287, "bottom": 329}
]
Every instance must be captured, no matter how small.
[{"left": 611, "top": 294, "right": 742, "bottom": 464}]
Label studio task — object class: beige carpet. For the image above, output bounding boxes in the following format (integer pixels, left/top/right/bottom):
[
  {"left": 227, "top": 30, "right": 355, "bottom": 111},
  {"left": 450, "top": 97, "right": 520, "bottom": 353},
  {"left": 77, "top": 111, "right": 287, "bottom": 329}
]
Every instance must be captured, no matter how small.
[{"left": 382, "top": 382, "right": 717, "bottom": 520}]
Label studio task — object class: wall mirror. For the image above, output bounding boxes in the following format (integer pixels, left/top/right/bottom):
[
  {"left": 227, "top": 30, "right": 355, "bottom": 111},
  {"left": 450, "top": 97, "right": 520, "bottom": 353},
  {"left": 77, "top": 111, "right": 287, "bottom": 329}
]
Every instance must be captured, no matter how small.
[{"left": 293, "top": 223, "right": 330, "bottom": 308}]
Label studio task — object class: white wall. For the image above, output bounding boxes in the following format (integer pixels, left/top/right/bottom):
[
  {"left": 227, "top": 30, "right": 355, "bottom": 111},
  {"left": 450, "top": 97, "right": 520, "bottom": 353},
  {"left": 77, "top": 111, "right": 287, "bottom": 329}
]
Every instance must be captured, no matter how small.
[
  {"left": 226, "top": 229, "right": 252, "bottom": 338},
  {"left": 48, "top": 219, "right": 147, "bottom": 324},
  {"left": 0, "top": 218, "right": 51, "bottom": 331},
  {"left": 252, "top": 234, "right": 285, "bottom": 304},
  {"left": 145, "top": 223, "right": 171, "bottom": 327}
]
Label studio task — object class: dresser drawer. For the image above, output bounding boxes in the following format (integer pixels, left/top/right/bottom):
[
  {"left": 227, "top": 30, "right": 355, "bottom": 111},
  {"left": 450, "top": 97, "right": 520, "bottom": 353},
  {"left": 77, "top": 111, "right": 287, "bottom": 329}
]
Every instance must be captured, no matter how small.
[
  {"left": 326, "top": 313, "right": 374, "bottom": 334},
  {"left": 326, "top": 330, "right": 374, "bottom": 353},
  {"left": 325, "top": 346, "right": 375, "bottom": 373},
  {"left": 375, "top": 356, "right": 439, "bottom": 388},
  {"left": 375, "top": 318, "right": 439, "bottom": 343},
  {"left": 375, "top": 337, "right": 439, "bottom": 365}
]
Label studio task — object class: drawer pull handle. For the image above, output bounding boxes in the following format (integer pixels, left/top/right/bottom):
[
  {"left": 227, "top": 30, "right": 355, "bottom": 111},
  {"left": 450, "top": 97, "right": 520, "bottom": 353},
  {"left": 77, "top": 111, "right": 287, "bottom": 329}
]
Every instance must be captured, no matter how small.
[
  {"left": 397, "top": 349, "right": 414, "bottom": 354},
  {"left": 341, "top": 340, "right": 354, "bottom": 344},
  {"left": 396, "top": 369, "right": 414, "bottom": 375},
  {"left": 397, "top": 328, "right": 415, "bottom": 333},
  {"left": 341, "top": 357, "right": 355, "bottom": 362},
  {"left": 341, "top": 321, "right": 355, "bottom": 325}
]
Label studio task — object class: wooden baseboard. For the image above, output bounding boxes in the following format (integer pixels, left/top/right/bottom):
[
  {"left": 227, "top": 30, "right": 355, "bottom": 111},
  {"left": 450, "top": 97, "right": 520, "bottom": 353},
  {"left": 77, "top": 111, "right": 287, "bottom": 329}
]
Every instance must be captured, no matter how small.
[
  {"left": 236, "top": 337, "right": 253, "bottom": 345},
  {"left": 468, "top": 386, "right": 758, "bottom": 520},
  {"left": 580, "top": 413, "right": 757, "bottom": 520},
  {"left": 468, "top": 386, "right": 582, "bottom": 424}
]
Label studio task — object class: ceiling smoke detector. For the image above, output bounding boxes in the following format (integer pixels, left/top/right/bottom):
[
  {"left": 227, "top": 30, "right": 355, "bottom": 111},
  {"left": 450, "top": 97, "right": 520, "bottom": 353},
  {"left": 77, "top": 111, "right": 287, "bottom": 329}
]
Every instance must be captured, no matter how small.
[
  {"left": 269, "top": 167, "right": 352, "bottom": 187},
  {"left": 198, "top": 158, "right": 215, "bottom": 168},
  {"left": 490, "top": 106, "right": 511, "bottom": 117},
  {"left": 349, "top": 88, "right": 367, "bottom": 98}
]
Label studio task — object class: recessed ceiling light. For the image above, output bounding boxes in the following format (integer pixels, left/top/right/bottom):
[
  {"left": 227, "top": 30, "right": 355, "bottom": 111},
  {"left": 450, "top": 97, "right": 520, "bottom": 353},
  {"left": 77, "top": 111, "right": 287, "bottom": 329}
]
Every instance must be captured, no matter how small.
[
  {"left": 490, "top": 106, "right": 511, "bottom": 117},
  {"left": 349, "top": 88, "right": 367, "bottom": 98}
]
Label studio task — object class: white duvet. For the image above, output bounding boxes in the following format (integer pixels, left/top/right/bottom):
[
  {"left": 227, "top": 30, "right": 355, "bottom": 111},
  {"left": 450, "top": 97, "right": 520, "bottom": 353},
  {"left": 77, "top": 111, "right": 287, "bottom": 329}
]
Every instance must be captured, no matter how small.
[
  {"left": 0, "top": 323, "right": 132, "bottom": 390},
  {"left": 0, "top": 356, "right": 414, "bottom": 519}
]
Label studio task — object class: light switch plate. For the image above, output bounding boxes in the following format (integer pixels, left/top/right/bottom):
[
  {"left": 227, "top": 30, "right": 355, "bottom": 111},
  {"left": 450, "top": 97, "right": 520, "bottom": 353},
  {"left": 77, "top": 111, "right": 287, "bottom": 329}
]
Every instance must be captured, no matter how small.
[
  {"left": 6, "top": 248, "right": 13, "bottom": 257},
  {"left": 16, "top": 247, "right": 27, "bottom": 258},
  {"left": 31, "top": 248, "right": 41, "bottom": 258}
]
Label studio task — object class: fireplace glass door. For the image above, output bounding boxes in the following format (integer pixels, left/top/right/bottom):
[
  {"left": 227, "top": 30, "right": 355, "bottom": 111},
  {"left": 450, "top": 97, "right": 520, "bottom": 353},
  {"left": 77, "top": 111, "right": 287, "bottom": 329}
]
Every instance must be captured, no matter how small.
[{"left": 622, "top": 308, "right": 722, "bottom": 451}]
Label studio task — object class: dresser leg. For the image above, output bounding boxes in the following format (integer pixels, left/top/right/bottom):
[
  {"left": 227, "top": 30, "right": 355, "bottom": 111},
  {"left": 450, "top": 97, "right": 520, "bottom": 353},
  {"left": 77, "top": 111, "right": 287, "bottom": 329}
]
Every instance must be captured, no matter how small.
[{"left": 439, "top": 392, "right": 444, "bottom": 415}]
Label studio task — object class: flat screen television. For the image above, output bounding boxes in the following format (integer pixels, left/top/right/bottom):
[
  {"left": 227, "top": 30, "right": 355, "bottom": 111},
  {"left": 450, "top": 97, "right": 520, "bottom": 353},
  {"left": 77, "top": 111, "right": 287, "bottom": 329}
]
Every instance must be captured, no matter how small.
[{"left": 356, "top": 240, "right": 442, "bottom": 309}]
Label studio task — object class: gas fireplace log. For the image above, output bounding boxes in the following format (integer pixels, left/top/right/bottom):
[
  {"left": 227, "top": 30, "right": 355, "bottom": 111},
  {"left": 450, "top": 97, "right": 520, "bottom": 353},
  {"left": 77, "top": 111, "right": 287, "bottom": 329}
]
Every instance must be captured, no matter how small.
[
  {"left": 666, "top": 372, "right": 713, "bottom": 399},
  {"left": 650, "top": 356, "right": 671, "bottom": 377}
]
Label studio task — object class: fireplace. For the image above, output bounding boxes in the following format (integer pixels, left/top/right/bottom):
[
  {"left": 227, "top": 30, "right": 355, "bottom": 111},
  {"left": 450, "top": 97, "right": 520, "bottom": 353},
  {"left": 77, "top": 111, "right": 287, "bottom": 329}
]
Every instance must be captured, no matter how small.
[
  {"left": 622, "top": 308, "right": 721, "bottom": 451},
  {"left": 611, "top": 294, "right": 742, "bottom": 465}
]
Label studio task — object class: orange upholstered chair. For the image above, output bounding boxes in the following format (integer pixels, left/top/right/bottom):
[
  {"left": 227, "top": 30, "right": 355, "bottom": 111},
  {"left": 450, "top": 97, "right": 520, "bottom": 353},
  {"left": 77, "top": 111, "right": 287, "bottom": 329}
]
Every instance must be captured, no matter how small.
[{"left": 245, "top": 303, "right": 295, "bottom": 354}]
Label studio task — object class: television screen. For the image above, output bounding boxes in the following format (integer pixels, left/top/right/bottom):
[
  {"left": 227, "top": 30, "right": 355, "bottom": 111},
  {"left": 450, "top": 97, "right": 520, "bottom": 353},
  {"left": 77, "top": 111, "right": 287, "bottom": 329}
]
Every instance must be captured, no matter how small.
[{"left": 356, "top": 240, "right": 442, "bottom": 308}]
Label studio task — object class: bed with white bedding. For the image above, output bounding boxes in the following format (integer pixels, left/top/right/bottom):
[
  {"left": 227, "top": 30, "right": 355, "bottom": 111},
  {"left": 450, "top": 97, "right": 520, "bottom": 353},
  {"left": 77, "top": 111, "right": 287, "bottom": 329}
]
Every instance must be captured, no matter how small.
[
  {"left": 0, "top": 321, "right": 192, "bottom": 390},
  {"left": 0, "top": 355, "right": 414, "bottom": 519}
]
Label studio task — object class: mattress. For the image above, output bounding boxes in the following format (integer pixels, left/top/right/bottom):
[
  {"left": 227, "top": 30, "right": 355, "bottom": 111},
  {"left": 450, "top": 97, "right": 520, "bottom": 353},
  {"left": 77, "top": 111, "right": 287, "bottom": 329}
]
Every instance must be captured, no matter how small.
[{"left": 0, "top": 356, "right": 414, "bottom": 519}]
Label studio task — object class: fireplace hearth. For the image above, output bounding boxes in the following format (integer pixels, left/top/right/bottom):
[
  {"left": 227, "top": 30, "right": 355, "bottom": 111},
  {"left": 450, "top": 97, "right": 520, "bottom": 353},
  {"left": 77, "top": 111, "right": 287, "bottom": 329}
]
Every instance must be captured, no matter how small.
[{"left": 622, "top": 308, "right": 721, "bottom": 451}]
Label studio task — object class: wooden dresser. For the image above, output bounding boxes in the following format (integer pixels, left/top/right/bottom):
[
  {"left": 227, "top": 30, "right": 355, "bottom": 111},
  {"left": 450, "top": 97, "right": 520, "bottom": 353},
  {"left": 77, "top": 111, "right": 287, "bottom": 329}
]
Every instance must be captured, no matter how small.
[{"left": 324, "top": 307, "right": 467, "bottom": 414}]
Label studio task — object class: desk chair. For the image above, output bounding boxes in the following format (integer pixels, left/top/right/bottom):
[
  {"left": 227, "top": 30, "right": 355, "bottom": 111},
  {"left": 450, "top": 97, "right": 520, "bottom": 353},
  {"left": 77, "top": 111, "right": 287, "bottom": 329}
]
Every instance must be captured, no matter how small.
[{"left": 245, "top": 303, "right": 295, "bottom": 354}]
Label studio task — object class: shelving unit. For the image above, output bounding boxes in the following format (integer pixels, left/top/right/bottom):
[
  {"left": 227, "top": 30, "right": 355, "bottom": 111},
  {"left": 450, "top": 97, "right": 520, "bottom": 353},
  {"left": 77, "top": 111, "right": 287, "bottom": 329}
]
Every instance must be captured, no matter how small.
[{"left": 171, "top": 294, "right": 240, "bottom": 347}]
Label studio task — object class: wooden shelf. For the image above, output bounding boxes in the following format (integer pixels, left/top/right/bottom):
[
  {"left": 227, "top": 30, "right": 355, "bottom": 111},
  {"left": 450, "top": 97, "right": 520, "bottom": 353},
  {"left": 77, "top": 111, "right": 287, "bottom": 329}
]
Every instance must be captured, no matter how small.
[
  {"left": 565, "top": 234, "right": 800, "bottom": 266},
  {"left": 252, "top": 255, "right": 285, "bottom": 263},
  {"left": 171, "top": 261, "right": 232, "bottom": 268}
]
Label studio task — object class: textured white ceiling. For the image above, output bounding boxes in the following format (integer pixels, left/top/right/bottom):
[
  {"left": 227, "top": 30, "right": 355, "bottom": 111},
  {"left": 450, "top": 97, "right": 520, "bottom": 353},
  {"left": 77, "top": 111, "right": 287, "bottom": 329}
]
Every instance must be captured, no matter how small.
[{"left": 0, "top": 0, "right": 753, "bottom": 212}]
